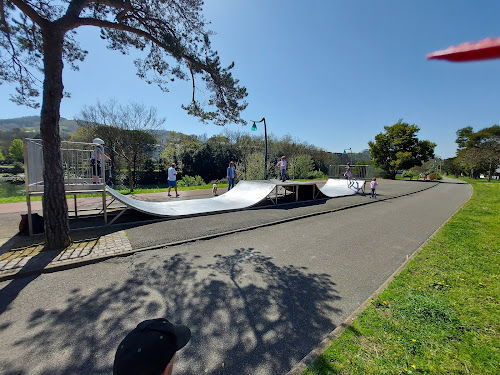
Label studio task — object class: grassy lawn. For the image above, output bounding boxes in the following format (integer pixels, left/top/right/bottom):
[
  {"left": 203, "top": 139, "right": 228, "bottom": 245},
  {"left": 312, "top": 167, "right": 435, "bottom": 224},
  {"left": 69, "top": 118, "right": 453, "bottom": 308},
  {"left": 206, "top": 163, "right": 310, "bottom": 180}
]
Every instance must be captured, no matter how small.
[
  {"left": 0, "top": 183, "right": 226, "bottom": 204},
  {"left": 303, "top": 178, "right": 499, "bottom": 375}
]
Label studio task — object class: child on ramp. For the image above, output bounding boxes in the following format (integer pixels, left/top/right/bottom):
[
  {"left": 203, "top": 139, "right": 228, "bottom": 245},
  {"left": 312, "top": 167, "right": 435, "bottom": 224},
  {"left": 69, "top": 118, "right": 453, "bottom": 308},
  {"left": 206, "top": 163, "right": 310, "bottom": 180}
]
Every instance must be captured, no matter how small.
[
  {"left": 370, "top": 177, "right": 378, "bottom": 198},
  {"left": 344, "top": 163, "right": 353, "bottom": 186}
]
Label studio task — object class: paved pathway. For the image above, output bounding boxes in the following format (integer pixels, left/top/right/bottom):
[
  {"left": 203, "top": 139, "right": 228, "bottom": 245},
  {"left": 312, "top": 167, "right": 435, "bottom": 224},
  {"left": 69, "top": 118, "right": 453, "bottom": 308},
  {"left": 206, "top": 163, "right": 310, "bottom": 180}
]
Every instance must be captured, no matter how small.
[
  {"left": 0, "top": 180, "right": 436, "bottom": 280},
  {"left": 0, "top": 180, "right": 435, "bottom": 280},
  {"left": 0, "top": 187, "right": 226, "bottom": 279},
  {"left": 0, "top": 178, "right": 471, "bottom": 375}
]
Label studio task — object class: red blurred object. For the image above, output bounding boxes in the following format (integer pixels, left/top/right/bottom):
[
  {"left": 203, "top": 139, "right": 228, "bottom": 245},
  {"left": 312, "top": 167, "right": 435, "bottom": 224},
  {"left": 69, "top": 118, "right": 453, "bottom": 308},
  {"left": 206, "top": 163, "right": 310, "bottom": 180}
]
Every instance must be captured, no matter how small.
[{"left": 427, "top": 37, "right": 500, "bottom": 62}]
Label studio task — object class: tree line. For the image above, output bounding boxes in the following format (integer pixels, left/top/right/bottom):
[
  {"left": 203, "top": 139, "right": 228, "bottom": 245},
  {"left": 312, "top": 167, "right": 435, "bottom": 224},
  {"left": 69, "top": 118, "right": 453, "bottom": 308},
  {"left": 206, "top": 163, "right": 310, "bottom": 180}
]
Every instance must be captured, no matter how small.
[
  {"left": 443, "top": 125, "right": 500, "bottom": 181},
  {"left": 70, "top": 100, "right": 345, "bottom": 190}
]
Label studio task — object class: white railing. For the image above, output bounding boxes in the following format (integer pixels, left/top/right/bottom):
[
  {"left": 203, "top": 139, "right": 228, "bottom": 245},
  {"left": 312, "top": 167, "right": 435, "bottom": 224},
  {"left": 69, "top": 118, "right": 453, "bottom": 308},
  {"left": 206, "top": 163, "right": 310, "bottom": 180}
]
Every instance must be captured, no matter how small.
[
  {"left": 24, "top": 138, "right": 106, "bottom": 192},
  {"left": 328, "top": 165, "right": 374, "bottom": 180}
]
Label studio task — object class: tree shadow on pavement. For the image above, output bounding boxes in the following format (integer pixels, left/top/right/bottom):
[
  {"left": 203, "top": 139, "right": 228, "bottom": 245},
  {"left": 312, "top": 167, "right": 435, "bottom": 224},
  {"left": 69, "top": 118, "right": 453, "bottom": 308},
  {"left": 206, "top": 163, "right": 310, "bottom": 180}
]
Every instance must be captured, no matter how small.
[
  {"left": 0, "top": 242, "right": 62, "bottom": 316},
  {"left": 0, "top": 247, "right": 341, "bottom": 375}
]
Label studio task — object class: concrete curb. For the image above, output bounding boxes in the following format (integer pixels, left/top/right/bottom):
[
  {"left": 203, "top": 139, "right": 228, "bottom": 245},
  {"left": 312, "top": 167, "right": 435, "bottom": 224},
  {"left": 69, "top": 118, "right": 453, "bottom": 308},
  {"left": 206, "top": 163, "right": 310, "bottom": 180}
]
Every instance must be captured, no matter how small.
[
  {"left": 286, "top": 181, "right": 472, "bottom": 375},
  {"left": 0, "top": 181, "right": 439, "bottom": 283}
]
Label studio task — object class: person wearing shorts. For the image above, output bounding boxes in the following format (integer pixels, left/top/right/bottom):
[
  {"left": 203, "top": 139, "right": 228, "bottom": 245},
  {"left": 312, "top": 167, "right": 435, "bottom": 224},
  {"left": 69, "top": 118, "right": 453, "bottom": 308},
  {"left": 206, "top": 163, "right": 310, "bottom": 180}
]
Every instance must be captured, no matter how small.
[
  {"left": 168, "top": 163, "right": 179, "bottom": 197},
  {"left": 90, "top": 138, "right": 110, "bottom": 184}
]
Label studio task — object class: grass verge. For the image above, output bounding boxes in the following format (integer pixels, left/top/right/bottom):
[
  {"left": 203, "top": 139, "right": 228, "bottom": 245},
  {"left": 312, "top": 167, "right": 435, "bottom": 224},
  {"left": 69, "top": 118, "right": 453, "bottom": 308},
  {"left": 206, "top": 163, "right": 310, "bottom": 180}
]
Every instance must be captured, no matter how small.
[
  {"left": 0, "top": 178, "right": 330, "bottom": 203},
  {"left": 0, "top": 183, "right": 227, "bottom": 204},
  {"left": 302, "top": 178, "right": 499, "bottom": 375}
]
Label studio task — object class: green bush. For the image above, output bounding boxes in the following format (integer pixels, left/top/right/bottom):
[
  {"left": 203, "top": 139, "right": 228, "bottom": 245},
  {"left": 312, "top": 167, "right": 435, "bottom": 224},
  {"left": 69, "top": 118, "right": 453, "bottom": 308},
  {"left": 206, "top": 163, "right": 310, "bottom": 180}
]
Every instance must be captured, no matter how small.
[
  {"left": 11, "top": 162, "right": 24, "bottom": 174},
  {"left": 178, "top": 175, "right": 205, "bottom": 187},
  {"left": 402, "top": 171, "right": 413, "bottom": 180}
]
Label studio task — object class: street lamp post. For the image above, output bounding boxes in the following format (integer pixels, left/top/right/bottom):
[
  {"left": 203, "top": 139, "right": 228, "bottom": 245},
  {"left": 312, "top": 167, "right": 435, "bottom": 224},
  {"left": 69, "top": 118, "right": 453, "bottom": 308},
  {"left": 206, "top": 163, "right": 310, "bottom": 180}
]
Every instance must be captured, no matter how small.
[
  {"left": 251, "top": 117, "right": 268, "bottom": 180},
  {"left": 343, "top": 148, "right": 352, "bottom": 165}
]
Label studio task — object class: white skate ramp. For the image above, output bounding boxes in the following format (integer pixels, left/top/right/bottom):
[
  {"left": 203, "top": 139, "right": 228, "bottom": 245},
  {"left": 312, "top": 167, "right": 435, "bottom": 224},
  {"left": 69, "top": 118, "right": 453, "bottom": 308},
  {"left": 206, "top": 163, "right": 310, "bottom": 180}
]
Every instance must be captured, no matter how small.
[
  {"left": 106, "top": 180, "right": 277, "bottom": 217},
  {"left": 106, "top": 179, "right": 364, "bottom": 219},
  {"left": 318, "top": 179, "right": 365, "bottom": 197}
]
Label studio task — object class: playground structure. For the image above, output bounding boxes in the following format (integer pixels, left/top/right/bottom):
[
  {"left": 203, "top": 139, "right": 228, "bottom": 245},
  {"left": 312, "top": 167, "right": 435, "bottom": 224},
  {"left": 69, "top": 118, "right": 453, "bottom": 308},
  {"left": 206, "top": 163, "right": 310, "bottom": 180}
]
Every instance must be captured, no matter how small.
[
  {"left": 23, "top": 139, "right": 368, "bottom": 234},
  {"left": 24, "top": 138, "right": 109, "bottom": 235}
]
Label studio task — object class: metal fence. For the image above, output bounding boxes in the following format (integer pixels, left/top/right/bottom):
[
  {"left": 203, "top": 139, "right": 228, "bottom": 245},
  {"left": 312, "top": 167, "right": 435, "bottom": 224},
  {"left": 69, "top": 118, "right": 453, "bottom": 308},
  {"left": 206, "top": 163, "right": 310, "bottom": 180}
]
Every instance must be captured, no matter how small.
[
  {"left": 328, "top": 164, "right": 374, "bottom": 180},
  {"left": 23, "top": 139, "right": 109, "bottom": 235},
  {"left": 24, "top": 138, "right": 106, "bottom": 192}
]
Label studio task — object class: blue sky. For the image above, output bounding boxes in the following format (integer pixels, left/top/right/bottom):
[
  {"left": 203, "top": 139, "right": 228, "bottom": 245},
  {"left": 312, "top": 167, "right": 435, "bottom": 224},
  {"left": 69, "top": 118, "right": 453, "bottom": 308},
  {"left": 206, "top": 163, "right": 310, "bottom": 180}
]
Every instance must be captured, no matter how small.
[{"left": 2, "top": 0, "right": 500, "bottom": 159}]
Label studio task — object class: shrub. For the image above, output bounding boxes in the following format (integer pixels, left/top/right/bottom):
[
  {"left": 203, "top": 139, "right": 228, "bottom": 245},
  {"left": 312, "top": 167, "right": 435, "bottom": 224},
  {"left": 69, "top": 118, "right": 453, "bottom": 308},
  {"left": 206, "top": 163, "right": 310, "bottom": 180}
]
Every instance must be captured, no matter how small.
[
  {"left": 402, "top": 171, "right": 413, "bottom": 180},
  {"left": 179, "top": 175, "right": 205, "bottom": 187},
  {"left": 11, "top": 162, "right": 24, "bottom": 174}
]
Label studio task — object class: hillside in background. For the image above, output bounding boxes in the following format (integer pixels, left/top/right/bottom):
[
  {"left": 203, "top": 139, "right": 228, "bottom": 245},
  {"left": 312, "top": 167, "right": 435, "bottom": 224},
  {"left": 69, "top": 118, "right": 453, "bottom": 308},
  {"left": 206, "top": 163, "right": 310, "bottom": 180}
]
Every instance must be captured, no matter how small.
[{"left": 0, "top": 116, "right": 79, "bottom": 137}]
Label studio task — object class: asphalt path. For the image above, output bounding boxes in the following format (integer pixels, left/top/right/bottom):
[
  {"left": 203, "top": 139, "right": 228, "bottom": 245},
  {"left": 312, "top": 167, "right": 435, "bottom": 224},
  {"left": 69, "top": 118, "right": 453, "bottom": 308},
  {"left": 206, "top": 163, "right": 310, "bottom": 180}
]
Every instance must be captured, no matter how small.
[{"left": 0, "top": 179, "right": 471, "bottom": 375}]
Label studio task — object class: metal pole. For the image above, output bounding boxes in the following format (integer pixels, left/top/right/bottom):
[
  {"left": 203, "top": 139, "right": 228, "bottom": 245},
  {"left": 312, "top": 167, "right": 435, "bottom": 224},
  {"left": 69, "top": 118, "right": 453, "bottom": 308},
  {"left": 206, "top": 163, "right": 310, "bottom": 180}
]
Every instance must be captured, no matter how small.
[
  {"left": 263, "top": 118, "right": 268, "bottom": 180},
  {"left": 251, "top": 117, "right": 268, "bottom": 180}
]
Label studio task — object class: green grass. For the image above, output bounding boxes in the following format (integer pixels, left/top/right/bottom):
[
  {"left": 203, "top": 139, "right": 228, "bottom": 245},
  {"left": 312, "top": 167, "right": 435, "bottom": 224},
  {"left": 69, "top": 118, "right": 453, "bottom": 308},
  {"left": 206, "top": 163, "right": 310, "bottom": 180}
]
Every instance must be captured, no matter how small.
[
  {"left": 0, "top": 178, "right": 331, "bottom": 203},
  {"left": 303, "top": 178, "right": 499, "bottom": 375},
  {"left": 0, "top": 183, "right": 226, "bottom": 204}
]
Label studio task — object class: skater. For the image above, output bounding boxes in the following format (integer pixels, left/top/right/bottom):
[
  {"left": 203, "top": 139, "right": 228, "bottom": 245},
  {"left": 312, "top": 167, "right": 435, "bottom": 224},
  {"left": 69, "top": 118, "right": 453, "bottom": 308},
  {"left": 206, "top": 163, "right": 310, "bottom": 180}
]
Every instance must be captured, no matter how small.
[
  {"left": 344, "top": 163, "right": 353, "bottom": 186},
  {"left": 277, "top": 156, "right": 287, "bottom": 182},
  {"left": 168, "top": 163, "right": 180, "bottom": 197},
  {"left": 227, "top": 161, "right": 236, "bottom": 190},
  {"left": 370, "top": 177, "right": 378, "bottom": 198}
]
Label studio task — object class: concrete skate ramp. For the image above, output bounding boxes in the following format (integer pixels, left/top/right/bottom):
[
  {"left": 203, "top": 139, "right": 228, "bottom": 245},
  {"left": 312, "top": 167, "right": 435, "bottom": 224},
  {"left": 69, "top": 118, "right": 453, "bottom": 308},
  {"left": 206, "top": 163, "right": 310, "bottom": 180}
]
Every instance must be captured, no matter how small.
[
  {"left": 106, "top": 180, "right": 277, "bottom": 217},
  {"left": 318, "top": 179, "right": 365, "bottom": 197}
]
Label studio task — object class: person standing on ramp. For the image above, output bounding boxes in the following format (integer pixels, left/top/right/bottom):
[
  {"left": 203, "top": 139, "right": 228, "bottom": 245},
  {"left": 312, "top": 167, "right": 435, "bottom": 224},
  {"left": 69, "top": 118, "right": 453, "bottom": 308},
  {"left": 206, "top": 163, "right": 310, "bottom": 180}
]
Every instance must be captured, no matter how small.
[
  {"left": 344, "top": 163, "right": 353, "bottom": 187},
  {"left": 277, "top": 156, "right": 287, "bottom": 182},
  {"left": 227, "top": 161, "right": 236, "bottom": 190}
]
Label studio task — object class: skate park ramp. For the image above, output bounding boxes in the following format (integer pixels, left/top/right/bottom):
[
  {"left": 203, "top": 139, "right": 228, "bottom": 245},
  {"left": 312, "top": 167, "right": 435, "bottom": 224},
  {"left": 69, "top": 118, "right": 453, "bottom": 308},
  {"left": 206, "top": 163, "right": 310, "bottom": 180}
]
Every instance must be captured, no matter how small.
[
  {"left": 106, "top": 180, "right": 277, "bottom": 217},
  {"left": 105, "top": 179, "right": 365, "bottom": 218},
  {"left": 318, "top": 179, "right": 365, "bottom": 197}
]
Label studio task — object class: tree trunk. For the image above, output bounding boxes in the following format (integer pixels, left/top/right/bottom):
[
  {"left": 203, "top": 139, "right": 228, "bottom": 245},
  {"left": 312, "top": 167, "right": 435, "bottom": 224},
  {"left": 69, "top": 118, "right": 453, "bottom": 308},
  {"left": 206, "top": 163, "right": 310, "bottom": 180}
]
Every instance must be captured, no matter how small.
[{"left": 40, "top": 28, "right": 71, "bottom": 249}]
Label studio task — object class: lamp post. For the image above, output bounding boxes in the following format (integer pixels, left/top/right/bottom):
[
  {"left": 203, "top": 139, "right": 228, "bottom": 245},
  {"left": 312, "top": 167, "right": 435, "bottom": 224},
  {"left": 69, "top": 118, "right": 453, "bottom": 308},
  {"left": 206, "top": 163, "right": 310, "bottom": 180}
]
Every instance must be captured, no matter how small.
[
  {"left": 251, "top": 117, "right": 268, "bottom": 180},
  {"left": 343, "top": 148, "right": 352, "bottom": 165}
]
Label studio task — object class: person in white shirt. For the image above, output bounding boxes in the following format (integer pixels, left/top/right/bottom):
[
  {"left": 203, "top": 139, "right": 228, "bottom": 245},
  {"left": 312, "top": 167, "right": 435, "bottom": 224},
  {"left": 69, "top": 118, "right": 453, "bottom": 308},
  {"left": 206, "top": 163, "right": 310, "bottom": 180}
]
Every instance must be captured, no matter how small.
[
  {"left": 167, "top": 163, "right": 180, "bottom": 197},
  {"left": 90, "top": 138, "right": 110, "bottom": 184},
  {"left": 276, "top": 156, "right": 287, "bottom": 182}
]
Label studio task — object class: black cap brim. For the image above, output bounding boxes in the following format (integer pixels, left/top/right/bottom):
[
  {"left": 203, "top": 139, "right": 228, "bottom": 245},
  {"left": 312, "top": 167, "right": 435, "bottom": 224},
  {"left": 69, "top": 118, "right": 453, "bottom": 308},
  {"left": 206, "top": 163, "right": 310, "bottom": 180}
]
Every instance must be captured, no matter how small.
[{"left": 172, "top": 323, "right": 191, "bottom": 350}]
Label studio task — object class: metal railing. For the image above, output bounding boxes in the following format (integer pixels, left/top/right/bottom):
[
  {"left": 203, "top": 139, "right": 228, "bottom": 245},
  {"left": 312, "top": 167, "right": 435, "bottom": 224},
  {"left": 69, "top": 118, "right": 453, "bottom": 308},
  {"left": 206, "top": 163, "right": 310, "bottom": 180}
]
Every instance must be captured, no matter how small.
[
  {"left": 24, "top": 138, "right": 106, "bottom": 192},
  {"left": 328, "top": 164, "right": 374, "bottom": 180}
]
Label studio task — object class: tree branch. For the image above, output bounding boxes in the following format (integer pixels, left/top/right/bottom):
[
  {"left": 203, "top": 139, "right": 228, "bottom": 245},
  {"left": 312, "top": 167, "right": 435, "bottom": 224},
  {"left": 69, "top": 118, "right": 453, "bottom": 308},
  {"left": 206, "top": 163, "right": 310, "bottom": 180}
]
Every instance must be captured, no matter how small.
[
  {"left": 64, "top": 0, "right": 91, "bottom": 19},
  {"left": 71, "top": 17, "right": 208, "bottom": 73},
  {"left": 8, "top": 0, "right": 47, "bottom": 28}
]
